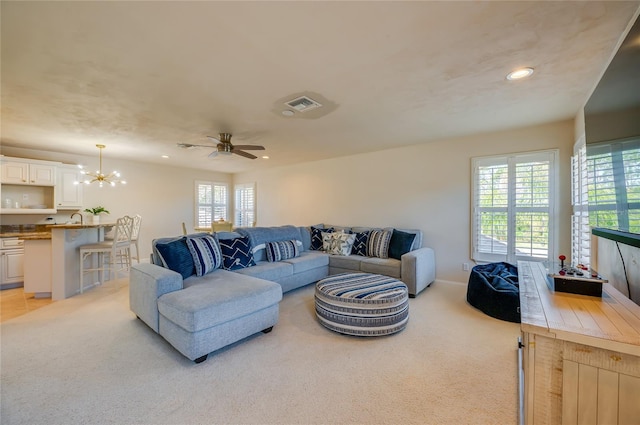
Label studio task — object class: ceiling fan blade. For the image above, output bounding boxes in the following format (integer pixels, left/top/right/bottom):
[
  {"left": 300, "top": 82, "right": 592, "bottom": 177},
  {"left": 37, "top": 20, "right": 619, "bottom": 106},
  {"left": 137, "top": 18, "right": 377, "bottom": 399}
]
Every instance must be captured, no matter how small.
[
  {"left": 206, "top": 135, "right": 221, "bottom": 143},
  {"left": 232, "top": 150, "right": 257, "bottom": 159},
  {"left": 233, "top": 145, "right": 265, "bottom": 151},
  {"left": 208, "top": 151, "right": 219, "bottom": 158},
  {"left": 177, "top": 143, "right": 214, "bottom": 149}
]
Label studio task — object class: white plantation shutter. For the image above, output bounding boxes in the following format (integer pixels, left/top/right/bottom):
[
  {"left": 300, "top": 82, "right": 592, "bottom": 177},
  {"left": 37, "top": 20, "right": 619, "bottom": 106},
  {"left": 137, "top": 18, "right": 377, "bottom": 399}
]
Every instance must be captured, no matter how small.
[
  {"left": 472, "top": 150, "right": 557, "bottom": 263},
  {"left": 235, "top": 183, "right": 256, "bottom": 227},
  {"left": 195, "top": 181, "right": 228, "bottom": 228},
  {"left": 571, "top": 142, "right": 591, "bottom": 266}
]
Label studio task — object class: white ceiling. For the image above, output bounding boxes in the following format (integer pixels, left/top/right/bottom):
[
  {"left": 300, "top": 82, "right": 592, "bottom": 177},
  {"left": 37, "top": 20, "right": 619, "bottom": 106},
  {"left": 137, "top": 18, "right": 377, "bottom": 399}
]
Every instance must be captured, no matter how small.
[{"left": 2, "top": 1, "right": 639, "bottom": 173}]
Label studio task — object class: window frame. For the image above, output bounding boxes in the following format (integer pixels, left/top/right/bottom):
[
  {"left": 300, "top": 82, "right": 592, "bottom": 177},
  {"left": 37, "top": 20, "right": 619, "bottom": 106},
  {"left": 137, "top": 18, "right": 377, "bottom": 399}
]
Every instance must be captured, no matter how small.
[
  {"left": 194, "top": 180, "right": 229, "bottom": 229},
  {"left": 471, "top": 149, "right": 558, "bottom": 264}
]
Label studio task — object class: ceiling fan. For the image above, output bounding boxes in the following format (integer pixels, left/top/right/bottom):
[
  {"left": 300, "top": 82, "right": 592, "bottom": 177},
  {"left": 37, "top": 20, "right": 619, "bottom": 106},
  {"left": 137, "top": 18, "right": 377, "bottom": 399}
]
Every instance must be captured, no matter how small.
[{"left": 177, "top": 133, "right": 265, "bottom": 159}]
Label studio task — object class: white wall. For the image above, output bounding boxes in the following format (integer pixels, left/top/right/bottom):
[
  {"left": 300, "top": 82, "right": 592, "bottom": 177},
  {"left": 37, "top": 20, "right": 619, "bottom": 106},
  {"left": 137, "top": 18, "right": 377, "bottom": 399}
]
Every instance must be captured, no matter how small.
[
  {"left": 0, "top": 147, "right": 231, "bottom": 262},
  {"left": 236, "top": 119, "right": 575, "bottom": 284}
]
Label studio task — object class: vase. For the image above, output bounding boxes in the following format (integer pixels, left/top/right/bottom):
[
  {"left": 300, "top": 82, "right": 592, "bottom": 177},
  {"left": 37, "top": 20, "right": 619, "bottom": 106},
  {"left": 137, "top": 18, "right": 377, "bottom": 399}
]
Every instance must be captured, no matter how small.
[{"left": 90, "top": 215, "right": 100, "bottom": 225}]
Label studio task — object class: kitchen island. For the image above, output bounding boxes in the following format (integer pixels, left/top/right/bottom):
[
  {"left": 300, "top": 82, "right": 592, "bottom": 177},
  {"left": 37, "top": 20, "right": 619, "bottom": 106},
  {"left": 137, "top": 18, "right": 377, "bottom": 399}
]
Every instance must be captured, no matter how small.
[{"left": 48, "top": 223, "right": 115, "bottom": 300}]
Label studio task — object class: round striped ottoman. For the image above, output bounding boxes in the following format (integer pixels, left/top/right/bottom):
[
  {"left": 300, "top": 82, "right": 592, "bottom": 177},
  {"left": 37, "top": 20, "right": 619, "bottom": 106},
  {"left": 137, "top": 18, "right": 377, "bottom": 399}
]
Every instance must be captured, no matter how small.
[{"left": 315, "top": 273, "right": 409, "bottom": 336}]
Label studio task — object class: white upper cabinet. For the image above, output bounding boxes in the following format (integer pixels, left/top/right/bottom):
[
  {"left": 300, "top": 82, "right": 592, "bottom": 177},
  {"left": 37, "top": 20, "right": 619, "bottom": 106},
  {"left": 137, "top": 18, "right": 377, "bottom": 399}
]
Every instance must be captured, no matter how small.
[
  {"left": 55, "top": 164, "right": 83, "bottom": 209},
  {"left": 1, "top": 160, "right": 56, "bottom": 186}
]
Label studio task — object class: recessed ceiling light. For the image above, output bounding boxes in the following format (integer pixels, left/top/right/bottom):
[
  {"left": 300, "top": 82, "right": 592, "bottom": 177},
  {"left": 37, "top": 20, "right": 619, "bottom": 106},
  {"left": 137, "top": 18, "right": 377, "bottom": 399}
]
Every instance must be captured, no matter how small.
[
  {"left": 262, "top": 156, "right": 270, "bottom": 159},
  {"left": 506, "top": 67, "right": 534, "bottom": 80},
  {"left": 161, "top": 155, "right": 169, "bottom": 159},
  {"left": 281, "top": 110, "right": 294, "bottom": 116}
]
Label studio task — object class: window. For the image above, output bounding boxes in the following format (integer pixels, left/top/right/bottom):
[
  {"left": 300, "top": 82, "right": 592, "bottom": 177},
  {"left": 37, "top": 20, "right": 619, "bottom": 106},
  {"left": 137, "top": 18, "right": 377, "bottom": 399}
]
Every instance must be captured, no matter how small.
[
  {"left": 472, "top": 150, "right": 558, "bottom": 263},
  {"left": 234, "top": 182, "right": 256, "bottom": 227},
  {"left": 571, "top": 140, "right": 591, "bottom": 266},
  {"left": 586, "top": 137, "right": 640, "bottom": 234},
  {"left": 195, "top": 181, "right": 228, "bottom": 228}
]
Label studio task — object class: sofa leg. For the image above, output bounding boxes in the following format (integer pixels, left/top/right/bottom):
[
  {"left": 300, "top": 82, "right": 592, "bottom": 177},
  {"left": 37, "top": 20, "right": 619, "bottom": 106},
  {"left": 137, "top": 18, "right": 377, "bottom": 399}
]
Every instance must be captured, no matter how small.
[
  {"left": 262, "top": 326, "right": 274, "bottom": 334},
  {"left": 194, "top": 354, "right": 208, "bottom": 364},
  {"left": 408, "top": 294, "right": 416, "bottom": 299}
]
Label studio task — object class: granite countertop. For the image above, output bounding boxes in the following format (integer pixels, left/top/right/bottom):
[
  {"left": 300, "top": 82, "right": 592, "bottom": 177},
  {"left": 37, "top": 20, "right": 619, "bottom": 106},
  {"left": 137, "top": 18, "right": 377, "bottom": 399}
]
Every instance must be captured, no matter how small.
[
  {"left": 47, "top": 223, "right": 116, "bottom": 229},
  {"left": 0, "top": 224, "right": 51, "bottom": 239},
  {"left": 18, "top": 233, "right": 52, "bottom": 240}
]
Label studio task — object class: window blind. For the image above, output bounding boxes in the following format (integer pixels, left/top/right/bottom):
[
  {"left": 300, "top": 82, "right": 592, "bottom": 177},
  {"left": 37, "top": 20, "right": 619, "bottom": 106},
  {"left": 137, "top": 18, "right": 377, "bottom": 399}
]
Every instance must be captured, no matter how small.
[
  {"left": 472, "top": 150, "right": 557, "bottom": 263},
  {"left": 234, "top": 183, "right": 256, "bottom": 227},
  {"left": 195, "top": 181, "right": 228, "bottom": 228},
  {"left": 571, "top": 142, "right": 591, "bottom": 266}
]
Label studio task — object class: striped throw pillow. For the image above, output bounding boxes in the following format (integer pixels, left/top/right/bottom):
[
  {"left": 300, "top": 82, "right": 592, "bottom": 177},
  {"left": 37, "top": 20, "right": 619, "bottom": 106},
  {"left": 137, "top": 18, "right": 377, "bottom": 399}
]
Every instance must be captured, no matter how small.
[
  {"left": 185, "top": 234, "right": 223, "bottom": 276},
  {"left": 367, "top": 229, "right": 393, "bottom": 259},
  {"left": 266, "top": 240, "right": 301, "bottom": 262}
]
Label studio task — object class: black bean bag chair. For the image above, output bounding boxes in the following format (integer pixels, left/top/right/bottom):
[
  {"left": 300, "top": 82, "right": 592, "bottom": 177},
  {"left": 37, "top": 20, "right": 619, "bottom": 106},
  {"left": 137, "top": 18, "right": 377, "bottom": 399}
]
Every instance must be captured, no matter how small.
[{"left": 466, "top": 262, "right": 520, "bottom": 323}]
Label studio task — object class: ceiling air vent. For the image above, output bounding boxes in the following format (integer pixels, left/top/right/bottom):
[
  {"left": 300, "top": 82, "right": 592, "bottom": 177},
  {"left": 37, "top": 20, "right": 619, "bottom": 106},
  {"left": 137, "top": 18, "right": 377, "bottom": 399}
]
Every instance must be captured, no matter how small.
[{"left": 284, "top": 95, "right": 322, "bottom": 113}]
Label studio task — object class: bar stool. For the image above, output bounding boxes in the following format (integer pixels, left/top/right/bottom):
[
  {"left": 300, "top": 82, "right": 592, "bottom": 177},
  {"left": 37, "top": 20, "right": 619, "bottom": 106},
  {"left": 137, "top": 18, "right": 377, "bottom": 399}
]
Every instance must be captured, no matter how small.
[
  {"left": 130, "top": 214, "right": 142, "bottom": 263},
  {"left": 79, "top": 215, "right": 134, "bottom": 293}
]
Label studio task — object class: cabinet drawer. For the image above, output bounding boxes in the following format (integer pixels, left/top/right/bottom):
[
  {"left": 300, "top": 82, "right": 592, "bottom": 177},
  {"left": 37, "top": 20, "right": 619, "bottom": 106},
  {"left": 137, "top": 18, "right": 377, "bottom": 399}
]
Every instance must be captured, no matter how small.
[{"left": 1, "top": 238, "right": 24, "bottom": 249}]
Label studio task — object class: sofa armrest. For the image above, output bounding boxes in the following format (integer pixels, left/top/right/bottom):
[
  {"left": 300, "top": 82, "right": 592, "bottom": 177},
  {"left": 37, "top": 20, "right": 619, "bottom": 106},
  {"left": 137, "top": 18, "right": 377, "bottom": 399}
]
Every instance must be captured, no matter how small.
[
  {"left": 401, "top": 247, "right": 436, "bottom": 297},
  {"left": 129, "top": 263, "right": 184, "bottom": 333}
]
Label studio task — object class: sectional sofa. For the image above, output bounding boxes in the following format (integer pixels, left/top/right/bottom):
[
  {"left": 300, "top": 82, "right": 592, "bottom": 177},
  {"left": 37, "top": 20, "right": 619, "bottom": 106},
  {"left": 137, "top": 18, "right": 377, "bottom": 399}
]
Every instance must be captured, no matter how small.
[{"left": 129, "top": 224, "right": 435, "bottom": 362}]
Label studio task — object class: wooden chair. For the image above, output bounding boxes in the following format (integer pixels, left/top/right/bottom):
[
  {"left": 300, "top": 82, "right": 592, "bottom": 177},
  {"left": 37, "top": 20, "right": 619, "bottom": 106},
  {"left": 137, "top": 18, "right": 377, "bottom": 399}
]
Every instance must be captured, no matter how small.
[
  {"left": 78, "top": 215, "right": 134, "bottom": 293},
  {"left": 211, "top": 220, "right": 233, "bottom": 232}
]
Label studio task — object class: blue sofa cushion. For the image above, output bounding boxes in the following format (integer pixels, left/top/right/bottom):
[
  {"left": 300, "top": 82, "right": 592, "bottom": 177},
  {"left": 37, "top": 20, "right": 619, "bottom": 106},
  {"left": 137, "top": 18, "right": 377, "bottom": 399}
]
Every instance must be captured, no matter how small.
[
  {"left": 352, "top": 230, "right": 370, "bottom": 256},
  {"left": 218, "top": 236, "right": 256, "bottom": 270},
  {"left": 186, "top": 234, "right": 222, "bottom": 276},
  {"left": 155, "top": 237, "right": 194, "bottom": 279},
  {"left": 367, "top": 229, "right": 393, "bottom": 259},
  {"left": 310, "top": 226, "right": 333, "bottom": 250},
  {"left": 266, "top": 239, "right": 301, "bottom": 262},
  {"left": 388, "top": 229, "right": 417, "bottom": 260}
]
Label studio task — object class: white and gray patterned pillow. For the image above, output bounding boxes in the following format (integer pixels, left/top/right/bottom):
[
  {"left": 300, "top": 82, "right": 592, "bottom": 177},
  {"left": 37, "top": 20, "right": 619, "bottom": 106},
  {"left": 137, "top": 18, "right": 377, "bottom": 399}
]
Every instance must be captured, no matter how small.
[
  {"left": 266, "top": 239, "right": 301, "bottom": 262},
  {"left": 310, "top": 226, "right": 333, "bottom": 250},
  {"left": 367, "top": 229, "right": 393, "bottom": 259},
  {"left": 185, "top": 234, "right": 223, "bottom": 276},
  {"left": 321, "top": 231, "right": 334, "bottom": 252},
  {"left": 327, "top": 232, "right": 356, "bottom": 256}
]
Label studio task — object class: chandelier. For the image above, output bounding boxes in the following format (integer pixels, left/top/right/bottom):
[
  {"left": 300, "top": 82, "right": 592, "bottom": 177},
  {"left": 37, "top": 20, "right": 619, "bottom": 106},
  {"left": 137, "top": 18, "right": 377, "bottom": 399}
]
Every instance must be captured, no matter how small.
[{"left": 77, "top": 144, "right": 127, "bottom": 187}]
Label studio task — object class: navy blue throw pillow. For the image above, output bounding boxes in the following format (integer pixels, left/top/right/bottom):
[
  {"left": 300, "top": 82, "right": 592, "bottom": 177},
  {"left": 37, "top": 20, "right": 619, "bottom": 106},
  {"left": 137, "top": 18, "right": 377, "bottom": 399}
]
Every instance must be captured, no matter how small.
[
  {"left": 155, "top": 238, "right": 195, "bottom": 279},
  {"left": 388, "top": 229, "right": 417, "bottom": 260},
  {"left": 218, "top": 236, "right": 256, "bottom": 270},
  {"left": 310, "top": 226, "right": 334, "bottom": 251},
  {"left": 352, "top": 231, "right": 370, "bottom": 256}
]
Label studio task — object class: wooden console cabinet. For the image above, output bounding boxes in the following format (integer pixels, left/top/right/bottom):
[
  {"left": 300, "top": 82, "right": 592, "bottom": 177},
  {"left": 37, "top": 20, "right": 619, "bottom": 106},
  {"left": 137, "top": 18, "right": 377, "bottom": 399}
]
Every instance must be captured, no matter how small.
[{"left": 518, "top": 261, "right": 640, "bottom": 425}]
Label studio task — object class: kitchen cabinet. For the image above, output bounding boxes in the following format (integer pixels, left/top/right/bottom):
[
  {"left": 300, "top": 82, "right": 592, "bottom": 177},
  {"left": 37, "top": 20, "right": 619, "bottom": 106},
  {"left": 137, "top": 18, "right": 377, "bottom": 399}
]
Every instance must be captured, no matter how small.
[
  {"left": 1, "top": 160, "right": 56, "bottom": 186},
  {"left": 1, "top": 157, "right": 59, "bottom": 214},
  {"left": 55, "top": 164, "right": 83, "bottom": 209},
  {"left": 0, "top": 238, "right": 24, "bottom": 289}
]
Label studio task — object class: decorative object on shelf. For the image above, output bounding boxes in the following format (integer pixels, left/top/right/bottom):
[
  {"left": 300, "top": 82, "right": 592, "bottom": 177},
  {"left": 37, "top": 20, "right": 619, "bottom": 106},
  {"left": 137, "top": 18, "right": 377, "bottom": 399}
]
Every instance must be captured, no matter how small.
[
  {"left": 84, "top": 206, "right": 110, "bottom": 224},
  {"left": 77, "top": 144, "right": 127, "bottom": 187}
]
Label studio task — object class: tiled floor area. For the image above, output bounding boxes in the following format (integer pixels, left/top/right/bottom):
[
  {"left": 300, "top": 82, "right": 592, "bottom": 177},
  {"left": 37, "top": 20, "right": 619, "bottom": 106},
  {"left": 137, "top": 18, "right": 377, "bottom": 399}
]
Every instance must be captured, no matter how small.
[{"left": 0, "top": 287, "right": 54, "bottom": 323}]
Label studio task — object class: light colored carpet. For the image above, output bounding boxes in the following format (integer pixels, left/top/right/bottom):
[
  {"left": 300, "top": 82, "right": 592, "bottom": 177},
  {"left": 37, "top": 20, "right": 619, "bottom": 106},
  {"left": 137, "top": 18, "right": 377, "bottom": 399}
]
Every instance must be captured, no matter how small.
[{"left": 1, "top": 279, "right": 520, "bottom": 425}]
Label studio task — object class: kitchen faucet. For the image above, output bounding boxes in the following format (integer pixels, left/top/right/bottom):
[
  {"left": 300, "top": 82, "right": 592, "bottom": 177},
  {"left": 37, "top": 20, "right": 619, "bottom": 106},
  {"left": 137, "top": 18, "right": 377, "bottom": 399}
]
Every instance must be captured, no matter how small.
[{"left": 70, "top": 212, "right": 83, "bottom": 225}]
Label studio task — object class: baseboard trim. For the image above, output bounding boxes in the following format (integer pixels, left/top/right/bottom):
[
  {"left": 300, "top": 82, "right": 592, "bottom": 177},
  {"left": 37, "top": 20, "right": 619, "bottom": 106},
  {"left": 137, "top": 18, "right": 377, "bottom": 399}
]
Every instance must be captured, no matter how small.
[{"left": 433, "top": 279, "right": 467, "bottom": 287}]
